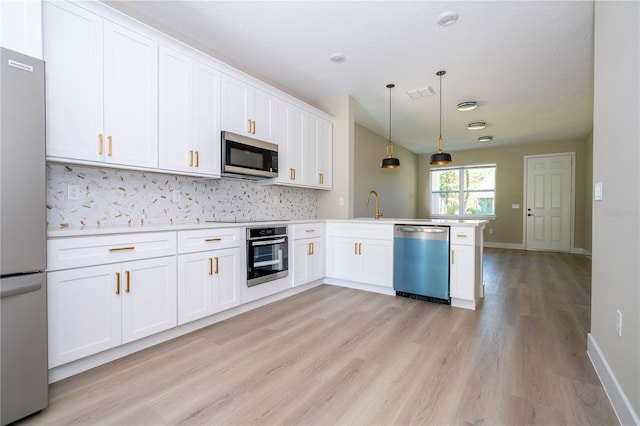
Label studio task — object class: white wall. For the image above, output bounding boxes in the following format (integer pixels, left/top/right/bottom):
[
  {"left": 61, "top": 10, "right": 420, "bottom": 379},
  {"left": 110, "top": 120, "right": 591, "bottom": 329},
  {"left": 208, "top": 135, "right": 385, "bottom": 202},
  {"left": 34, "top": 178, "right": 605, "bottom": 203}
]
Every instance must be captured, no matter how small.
[{"left": 590, "top": 1, "right": 640, "bottom": 423}]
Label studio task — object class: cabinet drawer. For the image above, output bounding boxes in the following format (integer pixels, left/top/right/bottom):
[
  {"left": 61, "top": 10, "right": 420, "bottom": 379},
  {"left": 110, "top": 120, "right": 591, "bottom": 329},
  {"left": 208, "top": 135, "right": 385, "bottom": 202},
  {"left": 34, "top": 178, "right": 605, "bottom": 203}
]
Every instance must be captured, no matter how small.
[
  {"left": 292, "top": 222, "right": 324, "bottom": 240},
  {"left": 450, "top": 227, "right": 474, "bottom": 245},
  {"left": 48, "top": 232, "right": 177, "bottom": 271},
  {"left": 178, "top": 227, "right": 241, "bottom": 254}
]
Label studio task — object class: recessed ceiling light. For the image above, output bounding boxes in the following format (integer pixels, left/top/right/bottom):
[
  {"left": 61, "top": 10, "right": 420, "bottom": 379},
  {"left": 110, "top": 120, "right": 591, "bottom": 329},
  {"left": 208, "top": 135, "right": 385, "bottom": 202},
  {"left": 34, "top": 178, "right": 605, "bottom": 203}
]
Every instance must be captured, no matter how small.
[
  {"left": 468, "top": 121, "right": 487, "bottom": 130},
  {"left": 406, "top": 86, "right": 435, "bottom": 99},
  {"left": 437, "top": 11, "right": 459, "bottom": 26},
  {"left": 478, "top": 136, "right": 493, "bottom": 143},
  {"left": 457, "top": 101, "right": 478, "bottom": 111},
  {"left": 328, "top": 53, "right": 345, "bottom": 63}
]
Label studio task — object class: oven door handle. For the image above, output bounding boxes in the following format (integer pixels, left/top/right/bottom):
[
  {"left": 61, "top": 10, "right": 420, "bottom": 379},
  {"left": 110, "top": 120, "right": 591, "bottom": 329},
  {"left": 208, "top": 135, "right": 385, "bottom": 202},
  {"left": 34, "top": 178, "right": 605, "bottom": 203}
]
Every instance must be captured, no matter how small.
[{"left": 251, "top": 238, "right": 286, "bottom": 246}]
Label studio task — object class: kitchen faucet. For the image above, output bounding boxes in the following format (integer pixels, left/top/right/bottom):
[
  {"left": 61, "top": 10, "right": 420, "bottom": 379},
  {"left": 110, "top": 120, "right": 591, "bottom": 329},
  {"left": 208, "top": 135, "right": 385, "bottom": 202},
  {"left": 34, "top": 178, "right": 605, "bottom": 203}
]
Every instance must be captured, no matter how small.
[{"left": 365, "top": 190, "right": 383, "bottom": 220}]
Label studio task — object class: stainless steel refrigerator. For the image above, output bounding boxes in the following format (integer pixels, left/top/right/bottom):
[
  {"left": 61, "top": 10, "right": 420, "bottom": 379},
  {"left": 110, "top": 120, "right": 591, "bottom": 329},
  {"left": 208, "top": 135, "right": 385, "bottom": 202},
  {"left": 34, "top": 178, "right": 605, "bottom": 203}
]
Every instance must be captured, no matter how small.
[{"left": 0, "top": 47, "right": 48, "bottom": 425}]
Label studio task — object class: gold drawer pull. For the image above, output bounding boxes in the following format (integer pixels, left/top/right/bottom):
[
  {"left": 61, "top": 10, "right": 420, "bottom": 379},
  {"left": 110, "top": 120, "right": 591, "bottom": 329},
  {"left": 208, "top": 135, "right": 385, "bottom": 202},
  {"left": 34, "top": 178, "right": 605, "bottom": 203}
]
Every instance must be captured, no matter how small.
[
  {"left": 456, "top": 234, "right": 468, "bottom": 238},
  {"left": 205, "top": 238, "right": 222, "bottom": 243},
  {"left": 115, "top": 272, "right": 121, "bottom": 295},
  {"left": 209, "top": 257, "right": 213, "bottom": 275},
  {"left": 109, "top": 246, "right": 135, "bottom": 252},
  {"left": 214, "top": 257, "right": 219, "bottom": 274},
  {"left": 305, "top": 229, "right": 316, "bottom": 233},
  {"left": 125, "top": 271, "right": 130, "bottom": 293}
]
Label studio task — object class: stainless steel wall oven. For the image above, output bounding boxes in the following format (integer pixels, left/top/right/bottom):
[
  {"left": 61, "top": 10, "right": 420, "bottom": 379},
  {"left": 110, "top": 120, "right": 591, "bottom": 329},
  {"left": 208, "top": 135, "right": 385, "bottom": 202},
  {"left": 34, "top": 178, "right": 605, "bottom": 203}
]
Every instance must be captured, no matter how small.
[{"left": 246, "top": 226, "right": 288, "bottom": 286}]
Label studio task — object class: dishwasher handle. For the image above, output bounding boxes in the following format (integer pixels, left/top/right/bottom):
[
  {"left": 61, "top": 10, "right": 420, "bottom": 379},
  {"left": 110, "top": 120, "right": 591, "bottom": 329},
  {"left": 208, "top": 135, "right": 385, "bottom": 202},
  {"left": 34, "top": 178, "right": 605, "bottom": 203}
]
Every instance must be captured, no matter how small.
[
  {"left": 394, "top": 225, "right": 449, "bottom": 240},
  {"left": 398, "top": 226, "right": 447, "bottom": 233}
]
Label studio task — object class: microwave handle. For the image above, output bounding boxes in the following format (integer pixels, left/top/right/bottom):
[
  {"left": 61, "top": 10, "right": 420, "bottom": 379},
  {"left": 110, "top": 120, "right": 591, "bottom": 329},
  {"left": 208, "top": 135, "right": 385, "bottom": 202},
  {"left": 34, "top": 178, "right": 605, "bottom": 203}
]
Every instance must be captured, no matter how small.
[{"left": 251, "top": 238, "right": 286, "bottom": 246}]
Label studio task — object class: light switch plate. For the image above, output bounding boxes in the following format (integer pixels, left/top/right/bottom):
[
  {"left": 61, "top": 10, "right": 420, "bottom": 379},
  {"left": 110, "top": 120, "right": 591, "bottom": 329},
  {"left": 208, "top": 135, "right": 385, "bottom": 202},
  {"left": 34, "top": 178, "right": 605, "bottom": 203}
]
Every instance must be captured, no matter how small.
[{"left": 595, "top": 182, "right": 603, "bottom": 201}]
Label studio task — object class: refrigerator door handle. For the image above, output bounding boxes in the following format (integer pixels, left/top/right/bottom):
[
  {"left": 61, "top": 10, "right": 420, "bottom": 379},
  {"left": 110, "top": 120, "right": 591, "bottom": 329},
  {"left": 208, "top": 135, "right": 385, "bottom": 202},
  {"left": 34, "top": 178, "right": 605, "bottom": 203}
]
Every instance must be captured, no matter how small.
[{"left": 1, "top": 281, "right": 42, "bottom": 298}]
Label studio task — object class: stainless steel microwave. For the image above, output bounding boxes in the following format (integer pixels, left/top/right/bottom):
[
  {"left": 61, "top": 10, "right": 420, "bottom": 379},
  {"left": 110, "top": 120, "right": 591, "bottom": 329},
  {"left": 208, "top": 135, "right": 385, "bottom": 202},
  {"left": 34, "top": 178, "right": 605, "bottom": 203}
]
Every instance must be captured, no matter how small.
[{"left": 221, "top": 131, "right": 278, "bottom": 179}]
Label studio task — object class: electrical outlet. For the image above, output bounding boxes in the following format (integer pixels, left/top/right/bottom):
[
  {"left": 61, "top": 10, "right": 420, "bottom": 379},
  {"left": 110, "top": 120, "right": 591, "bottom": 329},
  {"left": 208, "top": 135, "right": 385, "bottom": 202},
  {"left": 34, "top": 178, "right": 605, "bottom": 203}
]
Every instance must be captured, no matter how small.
[
  {"left": 67, "top": 184, "right": 80, "bottom": 200},
  {"left": 488, "top": 228, "right": 494, "bottom": 234},
  {"left": 339, "top": 197, "right": 345, "bottom": 206},
  {"left": 616, "top": 309, "right": 622, "bottom": 337}
]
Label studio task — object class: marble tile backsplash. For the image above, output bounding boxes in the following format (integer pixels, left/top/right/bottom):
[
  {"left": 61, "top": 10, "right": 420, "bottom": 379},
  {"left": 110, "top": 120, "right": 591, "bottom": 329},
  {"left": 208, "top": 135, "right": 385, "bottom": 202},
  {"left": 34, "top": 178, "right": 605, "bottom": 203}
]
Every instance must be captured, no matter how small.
[{"left": 46, "top": 164, "right": 318, "bottom": 228}]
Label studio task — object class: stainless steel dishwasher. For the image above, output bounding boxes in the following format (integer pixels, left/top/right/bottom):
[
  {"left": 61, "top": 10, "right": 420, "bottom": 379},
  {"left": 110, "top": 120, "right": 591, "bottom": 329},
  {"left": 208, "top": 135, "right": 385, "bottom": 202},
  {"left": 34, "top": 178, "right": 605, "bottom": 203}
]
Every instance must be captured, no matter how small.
[{"left": 393, "top": 224, "right": 450, "bottom": 303}]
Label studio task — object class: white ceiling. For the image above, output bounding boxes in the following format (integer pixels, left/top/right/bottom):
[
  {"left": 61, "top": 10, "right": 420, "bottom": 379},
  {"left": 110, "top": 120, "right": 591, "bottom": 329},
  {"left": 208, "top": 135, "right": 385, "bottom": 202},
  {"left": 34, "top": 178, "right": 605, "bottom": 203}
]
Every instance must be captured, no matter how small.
[{"left": 106, "top": 0, "right": 594, "bottom": 155}]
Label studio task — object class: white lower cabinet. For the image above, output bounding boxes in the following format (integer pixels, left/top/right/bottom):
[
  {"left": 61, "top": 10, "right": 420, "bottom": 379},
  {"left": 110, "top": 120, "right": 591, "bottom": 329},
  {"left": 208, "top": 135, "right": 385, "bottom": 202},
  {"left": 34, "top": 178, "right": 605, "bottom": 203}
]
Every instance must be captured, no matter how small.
[
  {"left": 292, "top": 223, "right": 325, "bottom": 286},
  {"left": 177, "top": 228, "right": 241, "bottom": 325},
  {"left": 449, "top": 243, "right": 474, "bottom": 300},
  {"left": 48, "top": 256, "right": 176, "bottom": 368},
  {"left": 177, "top": 247, "right": 240, "bottom": 325},
  {"left": 325, "top": 223, "right": 394, "bottom": 288}
]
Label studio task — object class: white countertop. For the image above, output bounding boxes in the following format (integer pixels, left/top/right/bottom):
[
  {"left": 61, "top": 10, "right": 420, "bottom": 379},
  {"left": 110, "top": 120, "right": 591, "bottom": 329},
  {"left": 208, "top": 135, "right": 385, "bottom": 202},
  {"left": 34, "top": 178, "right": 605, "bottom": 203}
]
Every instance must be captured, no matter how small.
[{"left": 48, "top": 217, "right": 487, "bottom": 238}]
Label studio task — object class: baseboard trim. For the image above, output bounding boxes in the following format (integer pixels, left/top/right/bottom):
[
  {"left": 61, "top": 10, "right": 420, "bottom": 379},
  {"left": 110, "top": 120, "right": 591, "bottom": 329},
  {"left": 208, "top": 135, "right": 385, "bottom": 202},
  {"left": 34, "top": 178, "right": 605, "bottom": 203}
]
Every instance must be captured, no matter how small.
[
  {"left": 587, "top": 333, "right": 639, "bottom": 426},
  {"left": 483, "top": 242, "right": 524, "bottom": 250}
]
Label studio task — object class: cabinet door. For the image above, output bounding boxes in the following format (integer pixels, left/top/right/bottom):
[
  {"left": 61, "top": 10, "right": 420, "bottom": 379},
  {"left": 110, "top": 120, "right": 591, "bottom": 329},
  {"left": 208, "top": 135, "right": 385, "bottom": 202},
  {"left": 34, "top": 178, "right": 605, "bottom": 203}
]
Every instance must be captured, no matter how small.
[
  {"left": 121, "top": 257, "right": 177, "bottom": 343},
  {"left": 221, "top": 75, "right": 251, "bottom": 135},
  {"left": 211, "top": 248, "right": 240, "bottom": 313},
  {"left": 280, "top": 103, "right": 305, "bottom": 184},
  {"left": 450, "top": 244, "right": 474, "bottom": 300},
  {"left": 159, "top": 46, "right": 193, "bottom": 173},
  {"left": 306, "top": 238, "right": 325, "bottom": 283},
  {"left": 177, "top": 252, "right": 212, "bottom": 325},
  {"left": 43, "top": 1, "right": 104, "bottom": 162},
  {"left": 326, "top": 237, "right": 361, "bottom": 281},
  {"left": 48, "top": 265, "right": 121, "bottom": 368},
  {"left": 103, "top": 21, "right": 158, "bottom": 168},
  {"left": 360, "top": 239, "right": 393, "bottom": 287},
  {"left": 293, "top": 239, "right": 310, "bottom": 285},
  {"left": 303, "top": 114, "right": 319, "bottom": 186},
  {"left": 252, "top": 88, "right": 275, "bottom": 142},
  {"left": 193, "top": 61, "right": 221, "bottom": 176},
  {"left": 316, "top": 118, "right": 333, "bottom": 188}
]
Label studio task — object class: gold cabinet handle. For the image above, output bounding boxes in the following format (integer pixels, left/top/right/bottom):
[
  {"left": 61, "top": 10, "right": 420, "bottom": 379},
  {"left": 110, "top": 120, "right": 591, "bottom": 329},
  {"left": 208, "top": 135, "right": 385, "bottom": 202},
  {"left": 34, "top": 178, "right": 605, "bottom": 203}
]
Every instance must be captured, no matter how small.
[
  {"left": 253, "top": 120, "right": 256, "bottom": 134},
  {"left": 319, "top": 173, "right": 324, "bottom": 184},
  {"left": 305, "top": 229, "right": 315, "bottom": 233},
  {"left": 310, "top": 242, "right": 315, "bottom": 255},
  {"left": 358, "top": 243, "right": 362, "bottom": 255},
  {"left": 115, "top": 272, "right": 121, "bottom": 295},
  {"left": 195, "top": 150, "right": 199, "bottom": 167},
  {"left": 209, "top": 257, "right": 213, "bottom": 275},
  {"left": 214, "top": 257, "right": 219, "bottom": 274},
  {"left": 354, "top": 242, "right": 358, "bottom": 255},
  {"left": 189, "top": 150, "right": 194, "bottom": 167},
  {"left": 99, "top": 133, "right": 104, "bottom": 155},
  {"left": 456, "top": 234, "right": 468, "bottom": 238},
  {"left": 451, "top": 250, "right": 455, "bottom": 265},
  {"left": 108, "top": 135, "right": 113, "bottom": 156},
  {"left": 248, "top": 119, "right": 252, "bottom": 133},
  {"left": 290, "top": 168, "right": 296, "bottom": 181},
  {"left": 125, "top": 270, "right": 130, "bottom": 293},
  {"left": 109, "top": 246, "right": 135, "bottom": 252},
  {"left": 204, "top": 238, "right": 222, "bottom": 243}
]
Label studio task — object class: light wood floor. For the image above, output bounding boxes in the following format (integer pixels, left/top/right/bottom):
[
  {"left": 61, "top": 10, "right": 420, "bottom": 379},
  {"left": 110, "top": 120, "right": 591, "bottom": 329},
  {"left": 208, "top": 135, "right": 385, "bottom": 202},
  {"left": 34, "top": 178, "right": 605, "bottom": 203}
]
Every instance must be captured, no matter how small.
[{"left": 22, "top": 248, "right": 619, "bottom": 425}]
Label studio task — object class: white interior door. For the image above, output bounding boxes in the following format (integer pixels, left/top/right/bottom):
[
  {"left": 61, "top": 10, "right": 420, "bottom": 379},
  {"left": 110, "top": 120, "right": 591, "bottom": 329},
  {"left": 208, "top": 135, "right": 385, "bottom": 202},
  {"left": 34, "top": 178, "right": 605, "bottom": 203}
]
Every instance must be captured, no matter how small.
[{"left": 525, "top": 154, "right": 573, "bottom": 251}]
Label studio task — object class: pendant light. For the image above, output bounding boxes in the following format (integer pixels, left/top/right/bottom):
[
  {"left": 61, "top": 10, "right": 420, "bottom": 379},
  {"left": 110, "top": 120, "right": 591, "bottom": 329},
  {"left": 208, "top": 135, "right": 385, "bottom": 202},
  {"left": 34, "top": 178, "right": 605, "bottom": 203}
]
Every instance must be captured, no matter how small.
[
  {"left": 381, "top": 83, "right": 400, "bottom": 169},
  {"left": 430, "top": 70, "right": 453, "bottom": 165}
]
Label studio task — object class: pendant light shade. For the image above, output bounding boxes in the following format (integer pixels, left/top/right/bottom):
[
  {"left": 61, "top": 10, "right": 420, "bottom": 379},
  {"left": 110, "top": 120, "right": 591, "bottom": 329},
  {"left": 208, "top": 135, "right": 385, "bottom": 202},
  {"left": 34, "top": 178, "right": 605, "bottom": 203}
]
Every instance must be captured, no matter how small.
[
  {"left": 381, "top": 83, "right": 400, "bottom": 169},
  {"left": 430, "top": 70, "right": 453, "bottom": 166}
]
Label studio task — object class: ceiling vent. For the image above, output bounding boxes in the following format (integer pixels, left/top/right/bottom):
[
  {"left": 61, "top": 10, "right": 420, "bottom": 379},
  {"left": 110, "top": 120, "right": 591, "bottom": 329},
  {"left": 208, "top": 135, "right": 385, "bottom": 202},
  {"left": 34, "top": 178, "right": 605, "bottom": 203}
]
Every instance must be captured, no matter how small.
[{"left": 406, "top": 86, "right": 435, "bottom": 99}]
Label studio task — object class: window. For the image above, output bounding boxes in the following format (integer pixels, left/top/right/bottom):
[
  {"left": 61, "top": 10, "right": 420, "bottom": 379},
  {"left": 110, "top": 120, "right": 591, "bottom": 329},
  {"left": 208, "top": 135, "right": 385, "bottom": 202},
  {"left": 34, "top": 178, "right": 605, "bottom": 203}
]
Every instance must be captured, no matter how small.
[{"left": 430, "top": 164, "right": 496, "bottom": 218}]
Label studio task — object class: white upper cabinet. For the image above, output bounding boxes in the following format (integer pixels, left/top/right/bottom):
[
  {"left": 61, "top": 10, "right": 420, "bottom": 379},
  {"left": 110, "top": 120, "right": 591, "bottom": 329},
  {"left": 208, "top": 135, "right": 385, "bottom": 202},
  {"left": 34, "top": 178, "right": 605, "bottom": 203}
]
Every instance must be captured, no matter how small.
[
  {"left": 44, "top": 1, "right": 158, "bottom": 169},
  {"left": 159, "top": 46, "right": 220, "bottom": 176},
  {"left": 274, "top": 99, "right": 333, "bottom": 189},
  {"left": 221, "top": 74, "right": 275, "bottom": 143}
]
